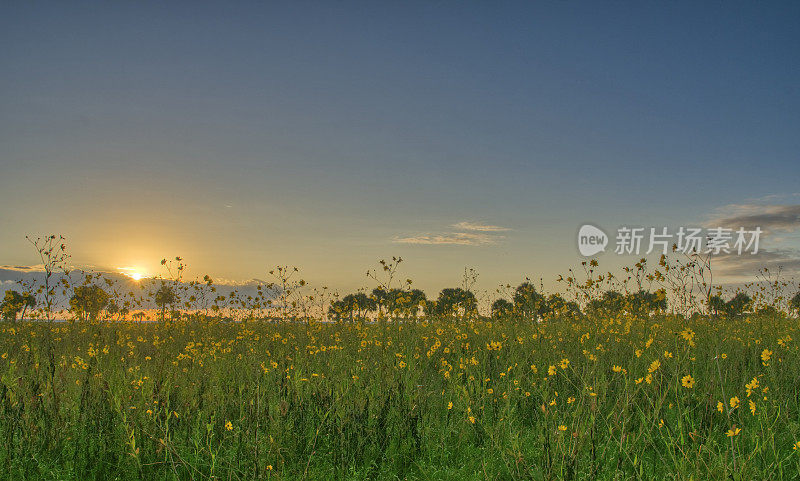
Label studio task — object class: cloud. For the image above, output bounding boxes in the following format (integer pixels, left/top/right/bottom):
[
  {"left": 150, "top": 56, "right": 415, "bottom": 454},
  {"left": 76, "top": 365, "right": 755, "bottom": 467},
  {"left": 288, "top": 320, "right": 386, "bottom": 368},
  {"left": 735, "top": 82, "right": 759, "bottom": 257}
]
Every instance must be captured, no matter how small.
[
  {"left": 450, "top": 221, "right": 511, "bottom": 232},
  {"left": 394, "top": 232, "right": 500, "bottom": 246},
  {"left": 700, "top": 202, "right": 800, "bottom": 281},
  {"left": 710, "top": 248, "right": 800, "bottom": 280},
  {"left": 395, "top": 221, "right": 509, "bottom": 246},
  {"left": 0, "top": 264, "right": 46, "bottom": 272},
  {"left": 707, "top": 204, "right": 800, "bottom": 233},
  {"left": 211, "top": 277, "right": 267, "bottom": 287},
  {"left": 748, "top": 193, "right": 800, "bottom": 203}
]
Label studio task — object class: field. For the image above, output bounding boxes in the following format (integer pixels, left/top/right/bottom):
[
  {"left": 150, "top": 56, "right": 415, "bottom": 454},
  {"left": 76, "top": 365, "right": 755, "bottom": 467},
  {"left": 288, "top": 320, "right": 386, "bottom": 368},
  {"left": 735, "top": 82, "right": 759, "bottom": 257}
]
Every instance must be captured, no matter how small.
[
  {"left": 2, "top": 312, "right": 800, "bottom": 480},
  {"left": 4, "top": 1, "right": 798, "bottom": 479}
]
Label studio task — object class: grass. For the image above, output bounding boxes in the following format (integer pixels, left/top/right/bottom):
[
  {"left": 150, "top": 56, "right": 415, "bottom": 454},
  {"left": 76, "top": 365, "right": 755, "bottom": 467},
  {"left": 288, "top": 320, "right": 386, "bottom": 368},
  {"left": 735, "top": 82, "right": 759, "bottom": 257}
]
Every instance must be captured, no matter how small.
[{"left": 1, "top": 313, "right": 800, "bottom": 480}]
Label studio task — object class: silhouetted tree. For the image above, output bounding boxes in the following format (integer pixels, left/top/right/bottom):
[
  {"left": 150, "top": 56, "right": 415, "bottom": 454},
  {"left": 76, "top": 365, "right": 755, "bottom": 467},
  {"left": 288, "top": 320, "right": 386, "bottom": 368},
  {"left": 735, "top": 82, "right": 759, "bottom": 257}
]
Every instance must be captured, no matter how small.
[
  {"left": 423, "top": 300, "right": 439, "bottom": 318},
  {"left": 106, "top": 301, "right": 119, "bottom": 319},
  {"left": 383, "top": 288, "right": 427, "bottom": 320},
  {"left": 755, "top": 305, "right": 782, "bottom": 319},
  {"left": 69, "top": 285, "right": 110, "bottom": 322},
  {"left": 563, "top": 300, "right": 582, "bottom": 319},
  {"left": 790, "top": 292, "right": 800, "bottom": 316},
  {"left": 19, "top": 292, "right": 35, "bottom": 320},
  {"left": 371, "top": 287, "right": 388, "bottom": 318},
  {"left": 405, "top": 289, "right": 427, "bottom": 319},
  {"left": 1, "top": 290, "right": 34, "bottom": 321},
  {"left": 491, "top": 299, "right": 513, "bottom": 319},
  {"left": 436, "top": 288, "right": 477, "bottom": 321},
  {"left": 383, "top": 288, "right": 404, "bottom": 318},
  {"left": 513, "top": 282, "right": 546, "bottom": 320},
  {"left": 155, "top": 283, "right": 177, "bottom": 321},
  {"left": 540, "top": 293, "right": 582, "bottom": 320},
  {"left": 328, "top": 299, "right": 345, "bottom": 322},
  {"left": 587, "top": 290, "right": 626, "bottom": 317},
  {"left": 625, "top": 289, "right": 667, "bottom": 317},
  {"left": 336, "top": 292, "right": 376, "bottom": 321},
  {"left": 708, "top": 292, "right": 752, "bottom": 319},
  {"left": 708, "top": 294, "right": 726, "bottom": 316},
  {"left": 725, "top": 293, "right": 752, "bottom": 319},
  {"left": 602, "top": 290, "right": 625, "bottom": 312}
]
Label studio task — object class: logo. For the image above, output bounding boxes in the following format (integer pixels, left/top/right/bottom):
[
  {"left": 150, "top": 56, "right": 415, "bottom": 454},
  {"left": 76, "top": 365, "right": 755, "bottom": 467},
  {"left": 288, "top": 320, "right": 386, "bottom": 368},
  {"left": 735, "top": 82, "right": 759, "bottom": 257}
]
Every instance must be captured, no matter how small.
[
  {"left": 578, "top": 224, "right": 608, "bottom": 257},
  {"left": 575, "top": 224, "right": 762, "bottom": 257}
]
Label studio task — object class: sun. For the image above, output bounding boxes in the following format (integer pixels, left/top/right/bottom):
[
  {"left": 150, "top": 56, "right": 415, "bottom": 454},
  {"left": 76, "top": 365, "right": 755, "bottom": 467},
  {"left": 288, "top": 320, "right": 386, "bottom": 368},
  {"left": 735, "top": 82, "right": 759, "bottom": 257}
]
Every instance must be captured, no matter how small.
[{"left": 119, "top": 266, "right": 148, "bottom": 282}]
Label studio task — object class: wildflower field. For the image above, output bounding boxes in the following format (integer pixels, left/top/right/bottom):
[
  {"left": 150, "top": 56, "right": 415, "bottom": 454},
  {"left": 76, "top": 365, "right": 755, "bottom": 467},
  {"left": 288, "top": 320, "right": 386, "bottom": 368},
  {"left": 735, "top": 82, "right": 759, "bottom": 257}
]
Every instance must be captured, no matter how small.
[{"left": 2, "top": 312, "right": 800, "bottom": 480}]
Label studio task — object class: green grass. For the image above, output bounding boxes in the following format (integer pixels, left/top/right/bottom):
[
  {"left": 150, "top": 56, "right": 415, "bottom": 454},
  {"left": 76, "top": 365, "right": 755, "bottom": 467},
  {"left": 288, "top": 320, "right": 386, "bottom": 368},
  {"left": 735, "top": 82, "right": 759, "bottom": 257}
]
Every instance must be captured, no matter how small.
[{"left": 1, "top": 314, "right": 800, "bottom": 480}]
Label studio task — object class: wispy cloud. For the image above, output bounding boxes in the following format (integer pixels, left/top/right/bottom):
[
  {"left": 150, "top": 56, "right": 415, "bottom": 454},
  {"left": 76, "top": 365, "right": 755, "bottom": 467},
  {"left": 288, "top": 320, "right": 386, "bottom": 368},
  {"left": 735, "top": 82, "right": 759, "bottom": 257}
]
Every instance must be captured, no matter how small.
[
  {"left": 394, "top": 232, "right": 500, "bottom": 246},
  {"left": 706, "top": 204, "right": 800, "bottom": 233},
  {"left": 747, "top": 193, "right": 800, "bottom": 203},
  {"left": 450, "top": 221, "right": 511, "bottom": 232},
  {"left": 0, "top": 264, "right": 46, "bottom": 272},
  {"left": 710, "top": 248, "right": 800, "bottom": 280},
  {"left": 212, "top": 277, "right": 267, "bottom": 287},
  {"left": 702, "top": 202, "right": 800, "bottom": 281},
  {"left": 394, "top": 221, "right": 509, "bottom": 246}
]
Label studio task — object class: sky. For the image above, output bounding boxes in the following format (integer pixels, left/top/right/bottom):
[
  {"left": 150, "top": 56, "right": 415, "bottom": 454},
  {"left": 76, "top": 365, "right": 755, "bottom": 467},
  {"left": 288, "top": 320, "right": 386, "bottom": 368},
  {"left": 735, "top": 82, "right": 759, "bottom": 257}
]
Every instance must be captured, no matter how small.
[{"left": 1, "top": 1, "right": 799, "bottom": 296}]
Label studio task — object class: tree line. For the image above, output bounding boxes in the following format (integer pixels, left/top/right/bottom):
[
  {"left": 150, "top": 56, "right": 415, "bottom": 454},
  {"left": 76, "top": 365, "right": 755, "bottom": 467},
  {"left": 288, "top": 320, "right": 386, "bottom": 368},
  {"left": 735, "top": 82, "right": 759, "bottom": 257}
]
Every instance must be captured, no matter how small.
[{"left": 4, "top": 278, "right": 800, "bottom": 323}]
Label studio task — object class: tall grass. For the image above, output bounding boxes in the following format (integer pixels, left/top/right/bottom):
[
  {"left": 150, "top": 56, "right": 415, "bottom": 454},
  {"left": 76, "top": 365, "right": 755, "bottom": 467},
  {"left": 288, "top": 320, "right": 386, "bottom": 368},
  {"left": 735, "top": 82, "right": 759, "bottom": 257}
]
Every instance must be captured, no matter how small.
[{"left": 1, "top": 311, "right": 799, "bottom": 480}]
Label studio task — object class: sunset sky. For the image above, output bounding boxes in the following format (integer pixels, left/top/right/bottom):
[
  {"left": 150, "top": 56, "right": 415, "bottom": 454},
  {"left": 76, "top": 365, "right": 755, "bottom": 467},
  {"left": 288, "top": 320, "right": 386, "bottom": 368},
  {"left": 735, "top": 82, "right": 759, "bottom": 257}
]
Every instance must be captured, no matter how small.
[{"left": 2, "top": 2, "right": 799, "bottom": 295}]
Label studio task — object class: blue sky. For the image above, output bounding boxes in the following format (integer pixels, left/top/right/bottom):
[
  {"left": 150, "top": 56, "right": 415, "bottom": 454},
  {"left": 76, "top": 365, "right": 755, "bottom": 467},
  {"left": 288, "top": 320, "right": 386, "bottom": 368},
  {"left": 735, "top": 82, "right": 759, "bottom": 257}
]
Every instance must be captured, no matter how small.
[{"left": 1, "top": 1, "right": 799, "bottom": 294}]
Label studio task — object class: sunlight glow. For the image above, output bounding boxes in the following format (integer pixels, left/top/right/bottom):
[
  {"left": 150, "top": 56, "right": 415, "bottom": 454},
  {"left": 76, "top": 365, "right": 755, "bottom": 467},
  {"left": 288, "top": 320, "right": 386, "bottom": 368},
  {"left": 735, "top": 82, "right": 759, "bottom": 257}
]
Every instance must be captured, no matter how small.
[{"left": 119, "top": 266, "right": 148, "bottom": 282}]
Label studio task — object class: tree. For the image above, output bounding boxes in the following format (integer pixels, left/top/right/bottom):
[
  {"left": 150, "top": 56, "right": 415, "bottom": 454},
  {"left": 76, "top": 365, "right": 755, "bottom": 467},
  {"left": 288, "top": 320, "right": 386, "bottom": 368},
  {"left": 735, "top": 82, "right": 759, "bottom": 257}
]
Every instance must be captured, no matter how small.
[
  {"left": 383, "top": 288, "right": 404, "bottom": 318},
  {"left": 380, "top": 288, "right": 426, "bottom": 320},
  {"left": 19, "top": 292, "right": 35, "bottom": 320},
  {"left": 106, "top": 301, "right": 118, "bottom": 316},
  {"left": 105, "top": 300, "right": 124, "bottom": 321},
  {"left": 335, "top": 293, "right": 376, "bottom": 322},
  {"left": 625, "top": 289, "right": 667, "bottom": 317},
  {"left": 725, "top": 293, "right": 752, "bottom": 319},
  {"left": 708, "top": 294, "right": 726, "bottom": 316},
  {"left": 541, "top": 293, "right": 582, "bottom": 320},
  {"left": 436, "top": 288, "right": 477, "bottom": 321},
  {"left": 423, "top": 300, "right": 439, "bottom": 318},
  {"left": 2, "top": 290, "right": 30, "bottom": 321},
  {"left": 354, "top": 292, "right": 376, "bottom": 319},
  {"left": 563, "top": 300, "right": 582, "bottom": 319},
  {"left": 709, "top": 292, "right": 752, "bottom": 319},
  {"left": 155, "top": 284, "right": 177, "bottom": 321},
  {"left": 405, "top": 289, "right": 427, "bottom": 319},
  {"left": 371, "top": 287, "right": 389, "bottom": 318},
  {"left": 587, "top": 290, "right": 626, "bottom": 317},
  {"left": 513, "top": 282, "right": 546, "bottom": 320},
  {"left": 601, "top": 290, "right": 625, "bottom": 313},
  {"left": 69, "top": 285, "right": 110, "bottom": 322},
  {"left": 755, "top": 305, "right": 782, "bottom": 319},
  {"left": 491, "top": 299, "right": 513, "bottom": 319},
  {"left": 790, "top": 292, "right": 800, "bottom": 316},
  {"left": 328, "top": 299, "right": 345, "bottom": 322}
]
